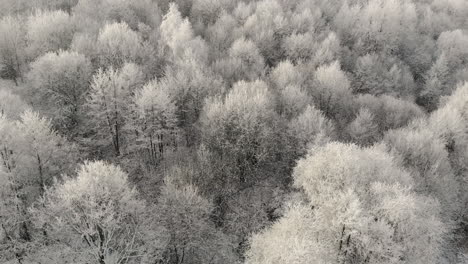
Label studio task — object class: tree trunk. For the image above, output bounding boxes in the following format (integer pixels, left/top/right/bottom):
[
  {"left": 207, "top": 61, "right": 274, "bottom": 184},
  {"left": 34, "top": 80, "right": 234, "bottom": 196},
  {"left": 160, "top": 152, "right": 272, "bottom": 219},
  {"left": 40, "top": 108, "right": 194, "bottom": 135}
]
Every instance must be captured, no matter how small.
[
  {"left": 114, "top": 122, "right": 120, "bottom": 156},
  {"left": 158, "top": 133, "right": 164, "bottom": 158},
  {"left": 36, "top": 154, "right": 45, "bottom": 196},
  {"left": 99, "top": 255, "right": 106, "bottom": 264},
  {"left": 19, "top": 222, "right": 30, "bottom": 241}
]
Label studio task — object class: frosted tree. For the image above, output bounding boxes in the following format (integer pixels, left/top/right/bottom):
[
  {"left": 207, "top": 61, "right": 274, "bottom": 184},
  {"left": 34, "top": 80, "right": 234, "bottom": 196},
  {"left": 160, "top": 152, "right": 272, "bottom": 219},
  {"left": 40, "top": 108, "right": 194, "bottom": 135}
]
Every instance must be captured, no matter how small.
[
  {"left": 0, "top": 111, "right": 74, "bottom": 248},
  {"left": 14, "top": 110, "right": 74, "bottom": 197},
  {"left": 26, "top": 10, "right": 75, "bottom": 58},
  {"left": 0, "top": 15, "right": 26, "bottom": 85},
  {"left": 0, "top": 88, "right": 29, "bottom": 119},
  {"left": 269, "top": 60, "right": 304, "bottom": 89},
  {"left": 199, "top": 80, "right": 291, "bottom": 236},
  {"left": 353, "top": 54, "right": 382, "bottom": 94},
  {"left": 384, "top": 124, "right": 460, "bottom": 217},
  {"left": 30, "top": 161, "right": 152, "bottom": 264},
  {"left": 355, "top": 94, "right": 424, "bottom": 132},
  {"left": 229, "top": 37, "right": 265, "bottom": 78},
  {"left": 278, "top": 85, "right": 311, "bottom": 118},
  {"left": 289, "top": 105, "right": 335, "bottom": 156},
  {"left": 311, "top": 61, "right": 353, "bottom": 121},
  {"left": 426, "top": 83, "right": 468, "bottom": 221},
  {"left": 283, "top": 32, "right": 315, "bottom": 63},
  {"left": 160, "top": 3, "right": 208, "bottom": 62},
  {"left": 0, "top": 114, "right": 19, "bottom": 190},
  {"left": 160, "top": 3, "right": 193, "bottom": 52},
  {"left": 436, "top": 30, "right": 468, "bottom": 70},
  {"left": 241, "top": 0, "right": 287, "bottom": 65},
  {"left": 160, "top": 54, "right": 224, "bottom": 145},
  {"left": 353, "top": 54, "right": 416, "bottom": 97},
  {"left": 131, "top": 80, "right": 177, "bottom": 164},
  {"left": 27, "top": 50, "right": 92, "bottom": 132},
  {"left": 97, "top": 22, "right": 142, "bottom": 68},
  {"left": 214, "top": 37, "right": 265, "bottom": 83},
  {"left": 87, "top": 63, "right": 144, "bottom": 156},
  {"left": 270, "top": 61, "right": 309, "bottom": 118},
  {"left": 313, "top": 31, "right": 341, "bottom": 66},
  {"left": 246, "top": 143, "right": 447, "bottom": 264},
  {"left": 201, "top": 80, "right": 279, "bottom": 187},
  {"left": 420, "top": 54, "right": 451, "bottom": 110},
  {"left": 206, "top": 11, "right": 237, "bottom": 57},
  {"left": 346, "top": 108, "right": 380, "bottom": 146},
  {"left": 73, "top": 0, "right": 161, "bottom": 35},
  {"left": 70, "top": 33, "right": 98, "bottom": 63},
  {"left": 155, "top": 179, "right": 236, "bottom": 264},
  {"left": 191, "top": 0, "right": 228, "bottom": 26},
  {"left": 0, "top": 162, "right": 33, "bottom": 263},
  {"left": 335, "top": 0, "right": 417, "bottom": 55},
  {"left": 104, "top": 0, "right": 161, "bottom": 30},
  {"left": 444, "top": 82, "right": 468, "bottom": 121},
  {"left": 0, "top": 113, "right": 30, "bottom": 247}
]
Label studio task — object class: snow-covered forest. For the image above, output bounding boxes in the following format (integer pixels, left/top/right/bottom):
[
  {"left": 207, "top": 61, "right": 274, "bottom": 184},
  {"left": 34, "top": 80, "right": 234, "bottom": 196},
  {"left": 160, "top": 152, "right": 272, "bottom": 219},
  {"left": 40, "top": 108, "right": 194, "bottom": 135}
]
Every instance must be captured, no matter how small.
[{"left": 0, "top": 0, "right": 468, "bottom": 263}]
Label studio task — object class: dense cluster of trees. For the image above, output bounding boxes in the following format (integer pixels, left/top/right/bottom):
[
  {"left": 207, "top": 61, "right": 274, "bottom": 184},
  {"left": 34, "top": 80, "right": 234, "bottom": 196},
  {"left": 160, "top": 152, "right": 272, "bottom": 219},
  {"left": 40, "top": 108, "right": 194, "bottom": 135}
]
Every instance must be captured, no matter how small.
[{"left": 0, "top": 0, "right": 467, "bottom": 263}]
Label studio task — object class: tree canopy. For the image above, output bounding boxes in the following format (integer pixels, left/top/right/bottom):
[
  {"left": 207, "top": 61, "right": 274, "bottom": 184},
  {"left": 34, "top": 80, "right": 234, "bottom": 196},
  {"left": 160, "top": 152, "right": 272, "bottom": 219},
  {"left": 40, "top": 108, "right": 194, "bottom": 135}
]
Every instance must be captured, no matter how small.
[{"left": 1, "top": 0, "right": 468, "bottom": 263}]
